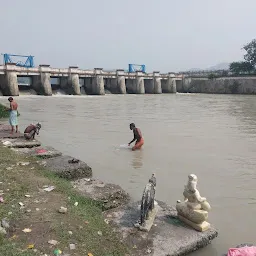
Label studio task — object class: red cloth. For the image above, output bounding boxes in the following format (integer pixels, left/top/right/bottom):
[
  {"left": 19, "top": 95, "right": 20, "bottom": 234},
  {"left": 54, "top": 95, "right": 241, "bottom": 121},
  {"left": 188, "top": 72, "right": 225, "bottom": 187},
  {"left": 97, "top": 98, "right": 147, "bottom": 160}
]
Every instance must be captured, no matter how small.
[{"left": 227, "top": 247, "right": 256, "bottom": 256}]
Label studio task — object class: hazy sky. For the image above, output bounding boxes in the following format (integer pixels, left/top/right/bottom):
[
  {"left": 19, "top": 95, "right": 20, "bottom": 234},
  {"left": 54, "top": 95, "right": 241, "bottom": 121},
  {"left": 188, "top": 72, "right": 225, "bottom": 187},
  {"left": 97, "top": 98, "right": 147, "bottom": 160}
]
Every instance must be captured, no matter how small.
[{"left": 1, "top": 0, "right": 256, "bottom": 72}]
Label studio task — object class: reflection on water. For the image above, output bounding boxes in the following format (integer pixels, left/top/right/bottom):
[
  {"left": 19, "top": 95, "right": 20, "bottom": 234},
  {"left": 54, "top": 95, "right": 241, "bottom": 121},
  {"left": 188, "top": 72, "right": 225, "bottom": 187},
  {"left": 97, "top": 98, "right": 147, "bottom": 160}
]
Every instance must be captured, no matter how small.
[
  {"left": 1, "top": 94, "right": 256, "bottom": 256},
  {"left": 131, "top": 149, "right": 144, "bottom": 169}
]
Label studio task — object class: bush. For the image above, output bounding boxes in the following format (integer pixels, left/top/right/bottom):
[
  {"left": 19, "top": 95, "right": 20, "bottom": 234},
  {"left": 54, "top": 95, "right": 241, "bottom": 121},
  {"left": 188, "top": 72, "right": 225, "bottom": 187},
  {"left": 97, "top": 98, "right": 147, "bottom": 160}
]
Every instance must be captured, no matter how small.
[{"left": 0, "top": 104, "right": 9, "bottom": 118}]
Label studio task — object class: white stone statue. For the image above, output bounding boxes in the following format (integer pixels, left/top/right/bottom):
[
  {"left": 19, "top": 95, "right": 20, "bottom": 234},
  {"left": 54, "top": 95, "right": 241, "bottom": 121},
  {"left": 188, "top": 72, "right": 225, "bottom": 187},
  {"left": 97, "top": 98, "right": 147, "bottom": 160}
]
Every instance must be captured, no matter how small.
[{"left": 176, "top": 174, "right": 211, "bottom": 232}]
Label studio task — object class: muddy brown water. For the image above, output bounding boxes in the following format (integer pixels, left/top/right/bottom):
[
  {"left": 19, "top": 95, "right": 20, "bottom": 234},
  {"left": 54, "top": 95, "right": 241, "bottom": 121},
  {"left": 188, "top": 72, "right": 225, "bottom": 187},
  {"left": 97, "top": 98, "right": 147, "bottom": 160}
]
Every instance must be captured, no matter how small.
[{"left": 1, "top": 93, "right": 256, "bottom": 255}]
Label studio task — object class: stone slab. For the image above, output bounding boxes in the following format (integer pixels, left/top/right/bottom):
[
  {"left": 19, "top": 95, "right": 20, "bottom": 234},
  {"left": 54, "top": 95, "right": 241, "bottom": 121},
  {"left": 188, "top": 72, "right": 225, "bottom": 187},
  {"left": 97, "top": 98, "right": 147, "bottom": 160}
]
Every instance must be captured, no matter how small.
[
  {"left": 11, "top": 146, "right": 62, "bottom": 159},
  {"left": 103, "top": 201, "right": 218, "bottom": 256},
  {"left": 1, "top": 138, "right": 41, "bottom": 148},
  {"left": 43, "top": 155, "right": 92, "bottom": 180},
  {"left": 72, "top": 178, "right": 130, "bottom": 210}
]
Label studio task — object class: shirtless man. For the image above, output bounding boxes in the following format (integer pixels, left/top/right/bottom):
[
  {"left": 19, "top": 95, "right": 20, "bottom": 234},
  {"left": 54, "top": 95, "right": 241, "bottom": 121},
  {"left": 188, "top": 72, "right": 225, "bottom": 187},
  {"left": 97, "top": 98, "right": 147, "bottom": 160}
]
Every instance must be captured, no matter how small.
[
  {"left": 128, "top": 123, "right": 144, "bottom": 151},
  {"left": 8, "top": 97, "right": 18, "bottom": 134},
  {"left": 24, "top": 123, "right": 41, "bottom": 140}
]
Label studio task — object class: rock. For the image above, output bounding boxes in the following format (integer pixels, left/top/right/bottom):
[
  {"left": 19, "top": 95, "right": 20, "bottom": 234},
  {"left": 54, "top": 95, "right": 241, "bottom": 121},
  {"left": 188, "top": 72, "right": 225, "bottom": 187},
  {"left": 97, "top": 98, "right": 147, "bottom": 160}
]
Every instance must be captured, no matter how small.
[
  {"left": 104, "top": 200, "right": 218, "bottom": 256},
  {"left": 43, "top": 155, "right": 92, "bottom": 180},
  {"left": 58, "top": 207, "right": 68, "bottom": 214},
  {"left": 0, "top": 227, "right": 7, "bottom": 235},
  {"left": 72, "top": 178, "right": 130, "bottom": 211}
]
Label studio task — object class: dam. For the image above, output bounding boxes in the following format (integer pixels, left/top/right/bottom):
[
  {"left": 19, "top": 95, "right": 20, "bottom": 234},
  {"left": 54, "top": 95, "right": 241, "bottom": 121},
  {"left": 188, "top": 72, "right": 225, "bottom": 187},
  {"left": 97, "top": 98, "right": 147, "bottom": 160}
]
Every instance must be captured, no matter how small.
[{"left": 0, "top": 64, "right": 182, "bottom": 96}]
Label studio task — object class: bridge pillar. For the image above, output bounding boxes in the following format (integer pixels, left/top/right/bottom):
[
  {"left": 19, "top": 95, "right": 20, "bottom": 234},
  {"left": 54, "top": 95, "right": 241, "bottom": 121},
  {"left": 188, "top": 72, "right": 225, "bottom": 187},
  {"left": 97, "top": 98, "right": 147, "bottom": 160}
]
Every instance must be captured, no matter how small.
[
  {"left": 116, "top": 69, "right": 126, "bottom": 94},
  {"left": 167, "top": 73, "right": 177, "bottom": 93},
  {"left": 153, "top": 71, "right": 162, "bottom": 94},
  {"left": 33, "top": 65, "right": 52, "bottom": 96},
  {"left": 68, "top": 66, "right": 81, "bottom": 95},
  {"left": 136, "top": 71, "right": 145, "bottom": 94},
  {"left": 4, "top": 63, "right": 19, "bottom": 96},
  {"left": 92, "top": 68, "right": 105, "bottom": 95}
]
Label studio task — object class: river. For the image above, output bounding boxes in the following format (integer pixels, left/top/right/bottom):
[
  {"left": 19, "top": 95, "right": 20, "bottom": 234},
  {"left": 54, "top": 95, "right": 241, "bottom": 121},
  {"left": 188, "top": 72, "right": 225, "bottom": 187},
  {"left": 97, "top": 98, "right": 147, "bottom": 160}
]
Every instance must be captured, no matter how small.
[{"left": 1, "top": 93, "right": 256, "bottom": 255}]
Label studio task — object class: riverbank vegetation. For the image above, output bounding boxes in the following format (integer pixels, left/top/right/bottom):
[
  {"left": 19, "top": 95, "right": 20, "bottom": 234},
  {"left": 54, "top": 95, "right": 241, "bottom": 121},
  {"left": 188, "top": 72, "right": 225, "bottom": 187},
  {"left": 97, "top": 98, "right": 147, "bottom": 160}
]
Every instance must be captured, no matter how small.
[
  {"left": 229, "top": 39, "right": 256, "bottom": 75},
  {"left": 0, "top": 103, "right": 9, "bottom": 118},
  {"left": 0, "top": 144, "right": 128, "bottom": 256}
]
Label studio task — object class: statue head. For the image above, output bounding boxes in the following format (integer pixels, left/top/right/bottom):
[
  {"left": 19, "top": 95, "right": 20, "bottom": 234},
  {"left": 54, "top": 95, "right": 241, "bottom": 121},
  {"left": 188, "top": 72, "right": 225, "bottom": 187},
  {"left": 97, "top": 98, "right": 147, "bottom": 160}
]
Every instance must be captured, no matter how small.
[
  {"left": 149, "top": 173, "right": 156, "bottom": 187},
  {"left": 187, "top": 174, "right": 197, "bottom": 192}
]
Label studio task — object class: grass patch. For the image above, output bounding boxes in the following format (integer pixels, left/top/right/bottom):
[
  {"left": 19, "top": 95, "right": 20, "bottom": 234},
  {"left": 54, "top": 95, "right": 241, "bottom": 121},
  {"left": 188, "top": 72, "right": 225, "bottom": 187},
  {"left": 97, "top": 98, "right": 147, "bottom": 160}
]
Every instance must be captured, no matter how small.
[
  {"left": 0, "top": 145, "right": 129, "bottom": 256},
  {"left": 0, "top": 104, "right": 9, "bottom": 118}
]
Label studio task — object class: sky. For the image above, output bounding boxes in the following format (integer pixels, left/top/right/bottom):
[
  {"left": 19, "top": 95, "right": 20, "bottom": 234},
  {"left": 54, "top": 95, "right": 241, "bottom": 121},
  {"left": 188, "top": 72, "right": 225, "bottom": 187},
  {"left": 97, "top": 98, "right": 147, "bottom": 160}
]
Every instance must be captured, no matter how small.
[{"left": 0, "top": 0, "right": 256, "bottom": 72}]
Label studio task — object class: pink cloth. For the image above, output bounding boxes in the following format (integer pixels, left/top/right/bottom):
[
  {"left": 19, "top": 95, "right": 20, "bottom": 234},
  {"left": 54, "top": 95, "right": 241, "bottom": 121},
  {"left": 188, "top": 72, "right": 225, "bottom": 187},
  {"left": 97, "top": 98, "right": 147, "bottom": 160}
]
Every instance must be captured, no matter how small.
[
  {"left": 227, "top": 247, "right": 256, "bottom": 256},
  {"left": 36, "top": 149, "right": 47, "bottom": 154}
]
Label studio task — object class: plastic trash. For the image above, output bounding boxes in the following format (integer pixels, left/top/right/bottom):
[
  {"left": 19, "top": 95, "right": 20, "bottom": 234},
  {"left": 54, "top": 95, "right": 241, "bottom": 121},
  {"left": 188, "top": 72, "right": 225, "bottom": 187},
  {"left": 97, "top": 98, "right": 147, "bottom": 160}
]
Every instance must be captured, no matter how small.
[
  {"left": 0, "top": 197, "right": 4, "bottom": 203},
  {"left": 43, "top": 186, "right": 55, "bottom": 192},
  {"left": 53, "top": 249, "right": 62, "bottom": 255},
  {"left": 3, "top": 141, "right": 11, "bottom": 146},
  {"left": 227, "top": 247, "right": 256, "bottom": 256}
]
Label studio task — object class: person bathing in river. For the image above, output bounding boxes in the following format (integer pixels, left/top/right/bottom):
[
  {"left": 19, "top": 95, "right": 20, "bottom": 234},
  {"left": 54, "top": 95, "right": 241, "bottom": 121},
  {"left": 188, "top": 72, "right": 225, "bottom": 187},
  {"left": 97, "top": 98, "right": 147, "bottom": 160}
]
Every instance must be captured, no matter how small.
[
  {"left": 8, "top": 97, "right": 18, "bottom": 134},
  {"left": 24, "top": 123, "right": 42, "bottom": 140},
  {"left": 128, "top": 123, "right": 144, "bottom": 151}
]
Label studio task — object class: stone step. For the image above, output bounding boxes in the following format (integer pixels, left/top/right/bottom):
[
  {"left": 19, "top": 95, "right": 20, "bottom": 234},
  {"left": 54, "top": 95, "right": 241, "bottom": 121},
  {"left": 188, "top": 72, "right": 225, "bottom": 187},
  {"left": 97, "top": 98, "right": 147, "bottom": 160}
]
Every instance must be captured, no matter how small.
[
  {"left": 103, "top": 201, "right": 218, "bottom": 256},
  {"left": 11, "top": 146, "right": 62, "bottom": 159},
  {"left": 1, "top": 138, "right": 41, "bottom": 148},
  {"left": 72, "top": 178, "right": 130, "bottom": 210},
  {"left": 41, "top": 155, "right": 92, "bottom": 180}
]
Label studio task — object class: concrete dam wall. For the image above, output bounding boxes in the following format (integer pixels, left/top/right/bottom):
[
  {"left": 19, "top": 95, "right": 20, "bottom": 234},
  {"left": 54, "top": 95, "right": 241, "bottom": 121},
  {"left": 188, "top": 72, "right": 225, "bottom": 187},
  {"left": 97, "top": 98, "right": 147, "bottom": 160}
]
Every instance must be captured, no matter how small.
[
  {"left": 0, "top": 64, "right": 179, "bottom": 96},
  {"left": 180, "top": 77, "right": 256, "bottom": 94}
]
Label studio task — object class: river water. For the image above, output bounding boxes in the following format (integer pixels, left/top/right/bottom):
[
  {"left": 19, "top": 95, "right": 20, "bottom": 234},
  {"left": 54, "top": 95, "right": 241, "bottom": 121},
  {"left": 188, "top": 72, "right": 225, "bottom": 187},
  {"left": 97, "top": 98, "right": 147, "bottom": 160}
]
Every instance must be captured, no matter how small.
[{"left": 1, "top": 93, "right": 256, "bottom": 255}]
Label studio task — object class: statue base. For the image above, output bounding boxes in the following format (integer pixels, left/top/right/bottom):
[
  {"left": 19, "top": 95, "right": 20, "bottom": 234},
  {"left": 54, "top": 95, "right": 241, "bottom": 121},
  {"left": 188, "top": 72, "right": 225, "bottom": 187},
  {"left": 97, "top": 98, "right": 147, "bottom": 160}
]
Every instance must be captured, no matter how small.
[
  {"left": 134, "top": 204, "right": 159, "bottom": 232},
  {"left": 178, "top": 214, "right": 210, "bottom": 232}
]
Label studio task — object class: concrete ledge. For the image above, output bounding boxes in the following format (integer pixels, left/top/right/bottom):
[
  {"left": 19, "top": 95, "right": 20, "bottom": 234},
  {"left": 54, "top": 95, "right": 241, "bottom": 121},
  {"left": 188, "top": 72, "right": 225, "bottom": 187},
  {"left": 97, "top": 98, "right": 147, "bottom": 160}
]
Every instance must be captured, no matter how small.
[
  {"left": 11, "top": 146, "right": 62, "bottom": 159},
  {"left": 43, "top": 155, "right": 92, "bottom": 180},
  {"left": 1, "top": 138, "right": 41, "bottom": 148},
  {"left": 103, "top": 201, "right": 218, "bottom": 256},
  {"left": 72, "top": 178, "right": 130, "bottom": 210}
]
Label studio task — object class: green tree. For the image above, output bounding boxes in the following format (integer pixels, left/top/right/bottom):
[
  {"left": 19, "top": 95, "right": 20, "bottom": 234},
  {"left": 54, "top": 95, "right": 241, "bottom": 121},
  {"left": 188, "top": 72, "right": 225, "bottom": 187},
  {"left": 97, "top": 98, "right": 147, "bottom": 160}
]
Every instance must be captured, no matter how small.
[
  {"left": 229, "top": 61, "right": 254, "bottom": 74},
  {"left": 243, "top": 39, "right": 256, "bottom": 66}
]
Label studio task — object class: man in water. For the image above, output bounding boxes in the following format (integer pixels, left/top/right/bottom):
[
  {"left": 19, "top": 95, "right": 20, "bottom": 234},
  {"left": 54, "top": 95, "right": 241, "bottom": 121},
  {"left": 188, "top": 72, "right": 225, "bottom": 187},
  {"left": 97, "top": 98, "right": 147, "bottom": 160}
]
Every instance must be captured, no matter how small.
[
  {"left": 128, "top": 123, "right": 144, "bottom": 151},
  {"left": 8, "top": 97, "right": 18, "bottom": 134},
  {"left": 24, "top": 123, "right": 42, "bottom": 140}
]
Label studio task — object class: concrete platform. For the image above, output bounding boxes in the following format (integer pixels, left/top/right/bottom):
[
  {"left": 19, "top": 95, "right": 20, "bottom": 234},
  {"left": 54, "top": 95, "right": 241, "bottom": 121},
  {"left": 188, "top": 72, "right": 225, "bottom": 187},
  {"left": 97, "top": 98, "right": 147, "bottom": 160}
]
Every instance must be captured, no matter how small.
[
  {"left": 1, "top": 138, "right": 41, "bottom": 148},
  {"left": 11, "top": 146, "right": 62, "bottom": 158},
  {"left": 0, "top": 124, "right": 23, "bottom": 139},
  {"left": 43, "top": 155, "right": 92, "bottom": 180},
  {"left": 73, "top": 178, "right": 130, "bottom": 210},
  {"left": 103, "top": 201, "right": 218, "bottom": 256}
]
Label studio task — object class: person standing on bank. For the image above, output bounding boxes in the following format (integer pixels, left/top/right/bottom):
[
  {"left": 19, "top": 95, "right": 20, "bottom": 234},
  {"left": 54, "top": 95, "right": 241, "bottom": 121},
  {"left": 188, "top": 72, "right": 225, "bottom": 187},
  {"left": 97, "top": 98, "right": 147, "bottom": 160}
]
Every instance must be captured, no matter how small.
[
  {"left": 8, "top": 97, "right": 18, "bottom": 134},
  {"left": 128, "top": 123, "right": 144, "bottom": 151}
]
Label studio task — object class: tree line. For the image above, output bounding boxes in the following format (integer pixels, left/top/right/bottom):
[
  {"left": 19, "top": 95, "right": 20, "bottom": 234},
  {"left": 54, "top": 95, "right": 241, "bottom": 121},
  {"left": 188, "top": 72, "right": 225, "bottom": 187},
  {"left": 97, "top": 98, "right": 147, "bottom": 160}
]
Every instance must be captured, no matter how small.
[{"left": 229, "top": 39, "right": 256, "bottom": 74}]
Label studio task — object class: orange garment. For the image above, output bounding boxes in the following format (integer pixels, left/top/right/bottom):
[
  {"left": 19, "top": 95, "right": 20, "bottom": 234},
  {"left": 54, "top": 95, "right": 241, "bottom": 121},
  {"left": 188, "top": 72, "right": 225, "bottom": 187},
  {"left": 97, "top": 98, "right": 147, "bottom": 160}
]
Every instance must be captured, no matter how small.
[{"left": 132, "top": 138, "right": 144, "bottom": 151}]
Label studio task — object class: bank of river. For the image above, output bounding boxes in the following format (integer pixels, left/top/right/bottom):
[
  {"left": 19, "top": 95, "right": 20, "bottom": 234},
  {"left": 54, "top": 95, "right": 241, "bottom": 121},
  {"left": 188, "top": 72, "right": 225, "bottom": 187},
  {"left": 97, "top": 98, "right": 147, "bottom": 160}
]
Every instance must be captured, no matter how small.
[{"left": 1, "top": 94, "right": 256, "bottom": 255}]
